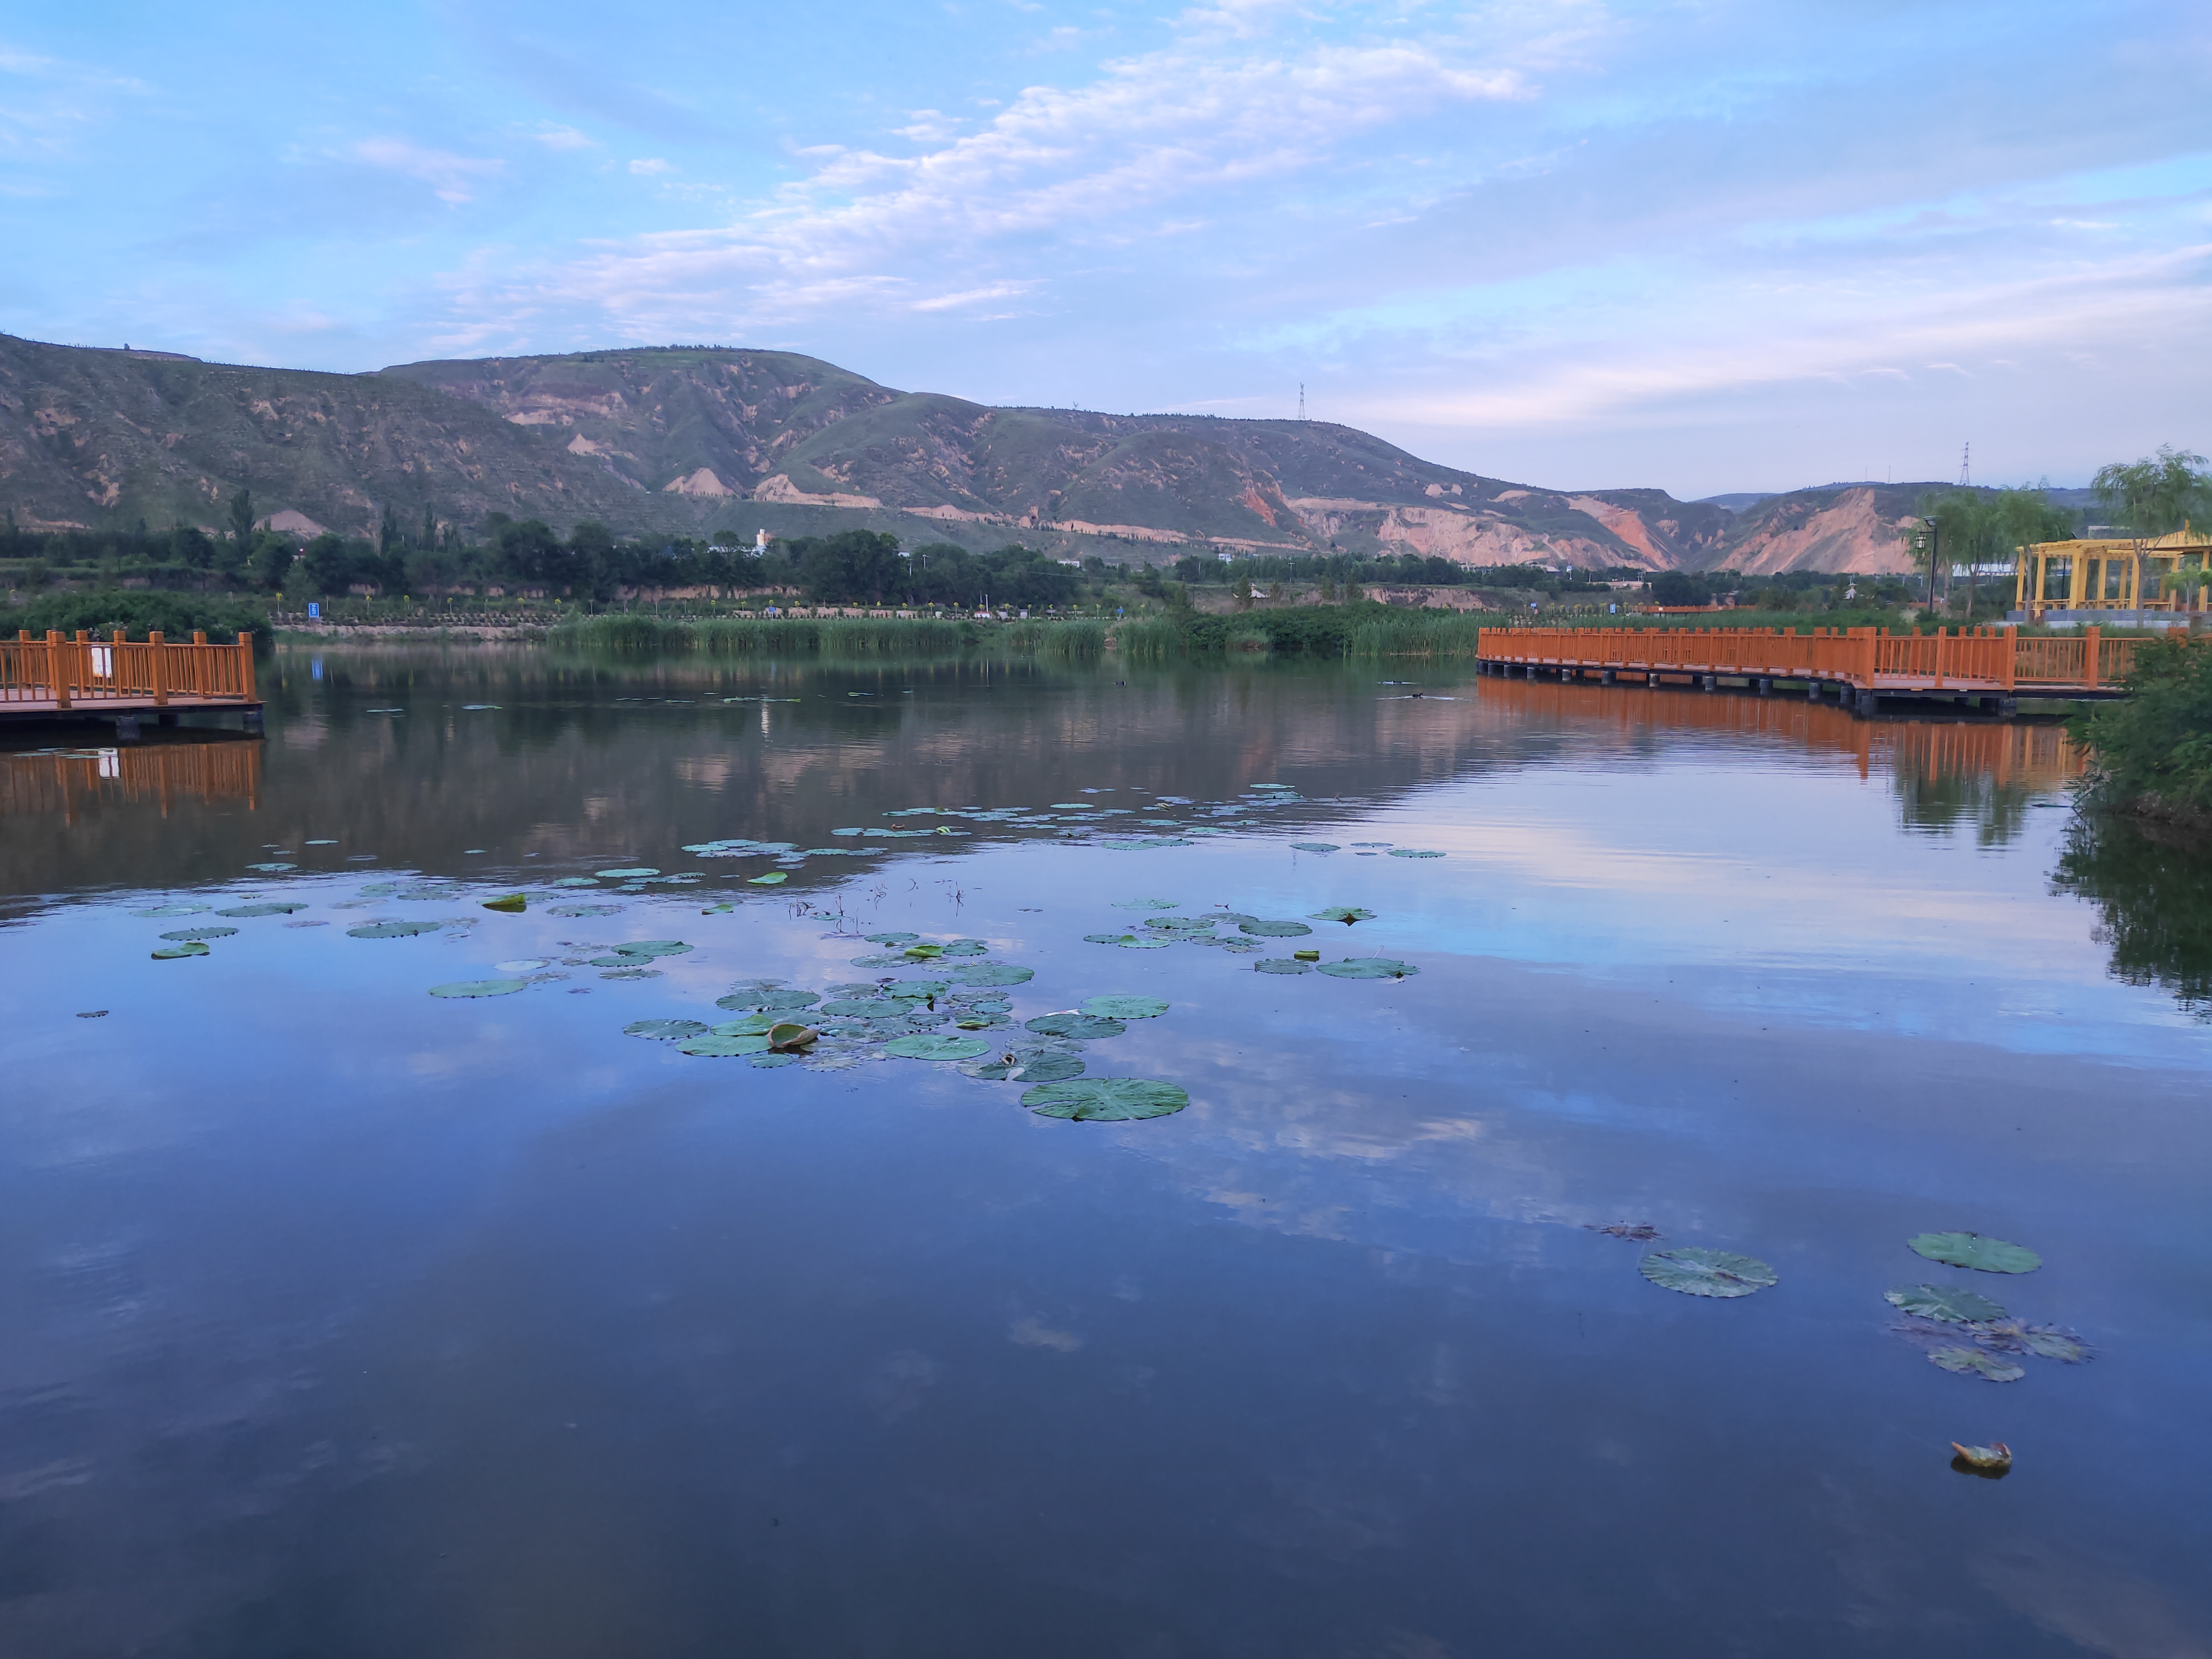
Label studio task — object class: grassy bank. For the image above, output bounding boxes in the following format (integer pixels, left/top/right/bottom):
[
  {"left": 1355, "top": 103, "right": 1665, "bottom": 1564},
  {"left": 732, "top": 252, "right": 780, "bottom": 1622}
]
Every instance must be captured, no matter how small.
[
  {"left": 2069, "top": 635, "right": 2212, "bottom": 827},
  {"left": 1115, "top": 604, "right": 1490, "bottom": 660},
  {"left": 550, "top": 613, "right": 1106, "bottom": 659},
  {"left": 0, "top": 590, "right": 273, "bottom": 652}
]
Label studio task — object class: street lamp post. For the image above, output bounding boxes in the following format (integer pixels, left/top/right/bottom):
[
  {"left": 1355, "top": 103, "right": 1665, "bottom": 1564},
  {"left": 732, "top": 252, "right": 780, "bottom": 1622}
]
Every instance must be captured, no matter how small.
[{"left": 1912, "top": 518, "right": 1940, "bottom": 613}]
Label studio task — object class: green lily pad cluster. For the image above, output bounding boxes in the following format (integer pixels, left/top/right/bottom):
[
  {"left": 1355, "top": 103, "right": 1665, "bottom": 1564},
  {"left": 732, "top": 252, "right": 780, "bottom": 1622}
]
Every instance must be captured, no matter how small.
[{"left": 1885, "top": 1230, "right": 2089, "bottom": 1382}]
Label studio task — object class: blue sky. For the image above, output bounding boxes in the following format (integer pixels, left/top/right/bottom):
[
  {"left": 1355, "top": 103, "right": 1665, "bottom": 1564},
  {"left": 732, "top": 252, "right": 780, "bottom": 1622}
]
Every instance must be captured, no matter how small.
[{"left": 3, "top": 0, "right": 2206, "bottom": 497}]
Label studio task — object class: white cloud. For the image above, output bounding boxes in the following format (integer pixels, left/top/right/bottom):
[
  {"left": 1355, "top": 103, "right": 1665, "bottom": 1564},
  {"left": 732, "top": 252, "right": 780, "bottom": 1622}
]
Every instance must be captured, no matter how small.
[
  {"left": 533, "top": 124, "right": 594, "bottom": 150},
  {"left": 352, "top": 138, "right": 504, "bottom": 204},
  {"left": 629, "top": 157, "right": 673, "bottom": 175}
]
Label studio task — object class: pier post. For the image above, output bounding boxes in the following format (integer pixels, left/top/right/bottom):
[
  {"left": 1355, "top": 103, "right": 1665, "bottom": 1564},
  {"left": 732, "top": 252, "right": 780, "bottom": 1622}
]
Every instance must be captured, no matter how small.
[
  {"left": 1757, "top": 677, "right": 1772, "bottom": 696},
  {"left": 1854, "top": 690, "right": 1876, "bottom": 718},
  {"left": 243, "top": 708, "right": 265, "bottom": 734},
  {"left": 1701, "top": 674, "right": 1717, "bottom": 692},
  {"left": 113, "top": 714, "right": 142, "bottom": 742},
  {"left": 1601, "top": 670, "right": 1616, "bottom": 685},
  {"left": 1646, "top": 673, "right": 1659, "bottom": 687}
]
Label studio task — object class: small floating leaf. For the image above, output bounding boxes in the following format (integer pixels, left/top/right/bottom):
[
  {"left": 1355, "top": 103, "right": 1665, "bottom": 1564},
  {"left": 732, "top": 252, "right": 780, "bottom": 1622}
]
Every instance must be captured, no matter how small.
[
  {"left": 766, "top": 1022, "right": 818, "bottom": 1053},
  {"left": 159, "top": 926, "right": 237, "bottom": 941},
  {"left": 348, "top": 920, "right": 445, "bottom": 938},
  {"left": 1022, "top": 1078, "right": 1189, "bottom": 1121},
  {"left": 481, "top": 893, "right": 528, "bottom": 913},
  {"left": 1588, "top": 1223, "right": 1662, "bottom": 1241},
  {"left": 132, "top": 903, "right": 212, "bottom": 917},
  {"left": 884, "top": 1034, "right": 993, "bottom": 1061},
  {"left": 1254, "top": 958, "right": 1312, "bottom": 974},
  {"left": 625, "top": 1018, "right": 712, "bottom": 1041},
  {"left": 1966, "top": 1320, "right": 2092, "bottom": 1363},
  {"left": 718, "top": 988, "right": 819, "bottom": 1012},
  {"left": 902, "top": 943, "right": 946, "bottom": 959},
  {"left": 1110, "top": 899, "right": 1179, "bottom": 910},
  {"left": 245, "top": 862, "right": 296, "bottom": 872},
  {"left": 960, "top": 1050, "right": 1086, "bottom": 1082},
  {"left": 1239, "top": 919, "right": 1312, "bottom": 938},
  {"left": 749, "top": 1053, "right": 803, "bottom": 1069},
  {"left": 678, "top": 1034, "right": 773, "bottom": 1056},
  {"left": 1118, "top": 936, "right": 1172, "bottom": 950},
  {"left": 1025, "top": 1012, "right": 1127, "bottom": 1039},
  {"left": 1309, "top": 907, "right": 1375, "bottom": 926},
  {"left": 597, "top": 867, "right": 658, "bottom": 878},
  {"left": 1929, "top": 1347, "right": 2025, "bottom": 1382},
  {"left": 1639, "top": 1248, "right": 1777, "bottom": 1298},
  {"left": 1144, "top": 917, "right": 1215, "bottom": 934},
  {"left": 1315, "top": 957, "right": 1419, "bottom": 979},
  {"left": 1950, "top": 1442, "right": 2012, "bottom": 1476},
  {"left": 599, "top": 967, "right": 661, "bottom": 980},
  {"left": 151, "top": 941, "right": 210, "bottom": 959},
  {"left": 865, "top": 932, "right": 921, "bottom": 944},
  {"left": 548, "top": 903, "right": 621, "bottom": 917},
  {"left": 1292, "top": 949, "right": 1320, "bottom": 961},
  {"left": 550, "top": 876, "right": 600, "bottom": 888},
  {"left": 747, "top": 872, "right": 789, "bottom": 886},
  {"left": 1290, "top": 842, "right": 1341, "bottom": 854},
  {"left": 428, "top": 978, "right": 528, "bottom": 998},
  {"left": 820, "top": 998, "right": 915, "bottom": 1019},
  {"left": 1081, "top": 996, "right": 1169, "bottom": 1019},
  {"left": 217, "top": 902, "right": 309, "bottom": 917},
  {"left": 1387, "top": 849, "right": 1445, "bottom": 858},
  {"left": 613, "top": 939, "right": 693, "bottom": 958},
  {"left": 1909, "top": 1232, "right": 2041, "bottom": 1274},
  {"left": 1886, "top": 1284, "right": 2008, "bottom": 1323}
]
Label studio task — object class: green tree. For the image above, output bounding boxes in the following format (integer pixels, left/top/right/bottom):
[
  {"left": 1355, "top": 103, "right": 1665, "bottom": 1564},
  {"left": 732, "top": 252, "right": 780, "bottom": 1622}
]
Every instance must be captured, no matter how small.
[
  {"left": 379, "top": 504, "right": 402, "bottom": 557},
  {"left": 227, "top": 487, "right": 255, "bottom": 547},
  {"left": 2094, "top": 446, "right": 2212, "bottom": 606}
]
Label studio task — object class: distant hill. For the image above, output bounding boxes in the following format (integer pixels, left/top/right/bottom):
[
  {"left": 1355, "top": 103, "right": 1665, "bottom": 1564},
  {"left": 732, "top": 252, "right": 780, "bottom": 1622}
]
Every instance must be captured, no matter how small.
[{"left": 0, "top": 334, "right": 1976, "bottom": 573}]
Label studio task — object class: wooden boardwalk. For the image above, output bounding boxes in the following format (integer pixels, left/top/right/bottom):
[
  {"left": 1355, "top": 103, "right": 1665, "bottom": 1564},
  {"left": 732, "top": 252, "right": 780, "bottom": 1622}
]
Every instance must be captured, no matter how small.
[
  {"left": 2, "top": 630, "right": 262, "bottom": 734},
  {"left": 1475, "top": 625, "right": 2144, "bottom": 715}
]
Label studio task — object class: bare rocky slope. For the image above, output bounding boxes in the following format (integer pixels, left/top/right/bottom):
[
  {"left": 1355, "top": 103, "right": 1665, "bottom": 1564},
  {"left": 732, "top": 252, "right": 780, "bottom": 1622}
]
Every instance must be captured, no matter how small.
[{"left": 2, "top": 334, "right": 1932, "bottom": 572}]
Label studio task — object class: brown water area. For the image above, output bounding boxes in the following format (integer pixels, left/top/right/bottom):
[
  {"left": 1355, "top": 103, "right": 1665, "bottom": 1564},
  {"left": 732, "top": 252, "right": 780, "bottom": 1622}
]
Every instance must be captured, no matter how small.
[{"left": 0, "top": 644, "right": 2204, "bottom": 1659}]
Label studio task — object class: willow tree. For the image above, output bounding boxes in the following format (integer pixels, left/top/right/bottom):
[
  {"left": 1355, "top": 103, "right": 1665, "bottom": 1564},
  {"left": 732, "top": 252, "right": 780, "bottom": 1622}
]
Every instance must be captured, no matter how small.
[{"left": 2094, "top": 446, "right": 2212, "bottom": 607}]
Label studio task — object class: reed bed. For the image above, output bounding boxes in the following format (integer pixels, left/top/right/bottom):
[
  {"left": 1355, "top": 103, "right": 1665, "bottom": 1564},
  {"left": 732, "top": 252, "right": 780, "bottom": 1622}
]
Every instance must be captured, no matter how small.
[{"left": 552, "top": 614, "right": 1103, "bottom": 658}]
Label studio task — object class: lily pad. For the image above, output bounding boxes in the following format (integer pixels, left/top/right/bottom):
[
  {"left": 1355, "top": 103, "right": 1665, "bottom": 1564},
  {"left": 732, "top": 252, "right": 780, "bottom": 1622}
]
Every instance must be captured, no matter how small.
[
  {"left": 747, "top": 873, "right": 789, "bottom": 885},
  {"left": 625, "top": 1018, "right": 713, "bottom": 1041},
  {"left": 1025, "top": 1012, "right": 1128, "bottom": 1039},
  {"left": 1118, "top": 936, "right": 1172, "bottom": 950},
  {"left": 1081, "top": 996, "right": 1169, "bottom": 1019},
  {"left": 1929, "top": 1347, "right": 2025, "bottom": 1382},
  {"left": 1309, "top": 908, "right": 1375, "bottom": 926},
  {"left": 246, "top": 862, "right": 295, "bottom": 872},
  {"left": 159, "top": 926, "right": 238, "bottom": 941},
  {"left": 428, "top": 978, "right": 528, "bottom": 998},
  {"left": 1886, "top": 1284, "right": 2008, "bottom": 1323},
  {"left": 549, "top": 876, "right": 600, "bottom": 888},
  {"left": 678, "top": 1033, "right": 773, "bottom": 1056},
  {"left": 1315, "top": 957, "right": 1419, "bottom": 979},
  {"left": 1254, "top": 958, "right": 1313, "bottom": 974},
  {"left": 597, "top": 867, "right": 658, "bottom": 878},
  {"left": 348, "top": 920, "right": 445, "bottom": 938},
  {"left": 938, "top": 940, "right": 990, "bottom": 956},
  {"left": 1290, "top": 842, "right": 1341, "bottom": 854},
  {"left": 766, "top": 1022, "right": 818, "bottom": 1053},
  {"left": 1144, "top": 916, "right": 1216, "bottom": 934},
  {"left": 217, "top": 902, "right": 309, "bottom": 917},
  {"left": 132, "top": 903, "right": 212, "bottom": 918},
  {"left": 481, "top": 893, "right": 528, "bottom": 913},
  {"left": 549, "top": 903, "right": 622, "bottom": 917},
  {"left": 1639, "top": 1248, "right": 1777, "bottom": 1298},
  {"left": 865, "top": 932, "right": 921, "bottom": 944},
  {"left": 902, "top": 943, "right": 946, "bottom": 959},
  {"left": 820, "top": 998, "right": 917, "bottom": 1019},
  {"left": 1909, "top": 1232, "right": 2041, "bottom": 1274},
  {"left": 151, "top": 941, "right": 210, "bottom": 959},
  {"left": 1386, "top": 849, "right": 1445, "bottom": 859},
  {"left": 599, "top": 967, "right": 661, "bottom": 981},
  {"left": 952, "top": 963, "right": 1034, "bottom": 987},
  {"left": 613, "top": 939, "right": 693, "bottom": 958},
  {"left": 1239, "top": 919, "right": 1313, "bottom": 938},
  {"left": 884, "top": 1034, "right": 993, "bottom": 1061},
  {"left": 1022, "top": 1078, "right": 1189, "bottom": 1121},
  {"left": 960, "top": 1050, "right": 1086, "bottom": 1082},
  {"left": 1110, "top": 899, "right": 1179, "bottom": 910},
  {"left": 1966, "top": 1320, "right": 2092, "bottom": 1362},
  {"left": 718, "top": 988, "right": 819, "bottom": 1012},
  {"left": 710, "top": 1013, "right": 783, "bottom": 1036}
]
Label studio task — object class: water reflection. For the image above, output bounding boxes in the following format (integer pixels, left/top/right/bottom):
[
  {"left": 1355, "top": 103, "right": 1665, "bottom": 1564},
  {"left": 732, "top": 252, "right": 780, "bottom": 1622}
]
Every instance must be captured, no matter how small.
[{"left": 2052, "top": 812, "right": 2212, "bottom": 1018}]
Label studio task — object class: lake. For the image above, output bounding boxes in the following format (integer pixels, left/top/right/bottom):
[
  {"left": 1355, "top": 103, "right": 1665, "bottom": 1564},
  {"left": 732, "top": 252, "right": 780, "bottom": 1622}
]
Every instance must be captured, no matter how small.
[{"left": 2, "top": 645, "right": 2206, "bottom": 1658}]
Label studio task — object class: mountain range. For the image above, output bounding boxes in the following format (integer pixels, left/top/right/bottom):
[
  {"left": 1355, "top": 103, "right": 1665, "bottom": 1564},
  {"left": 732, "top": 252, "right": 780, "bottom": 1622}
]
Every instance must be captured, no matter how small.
[{"left": 2, "top": 333, "right": 1968, "bottom": 573}]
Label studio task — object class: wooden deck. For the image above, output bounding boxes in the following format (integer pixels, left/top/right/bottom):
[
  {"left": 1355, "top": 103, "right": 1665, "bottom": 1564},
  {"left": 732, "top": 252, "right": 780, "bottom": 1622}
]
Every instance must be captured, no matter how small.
[
  {"left": 1475, "top": 625, "right": 2145, "bottom": 714},
  {"left": 2, "top": 630, "right": 262, "bottom": 733}
]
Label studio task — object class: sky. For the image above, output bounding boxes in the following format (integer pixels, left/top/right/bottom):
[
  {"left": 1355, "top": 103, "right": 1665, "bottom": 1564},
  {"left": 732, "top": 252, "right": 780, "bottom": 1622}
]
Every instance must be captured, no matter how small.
[{"left": 2, "top": 0, "right": 2207, "bottom": 498}]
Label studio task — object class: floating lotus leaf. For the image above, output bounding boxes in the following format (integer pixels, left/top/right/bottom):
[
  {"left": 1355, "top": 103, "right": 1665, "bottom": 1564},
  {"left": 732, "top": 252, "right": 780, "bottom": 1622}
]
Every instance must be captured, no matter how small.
[
  {"left": 1316, "top": 957, "right": 1419, "bottom": 979},
  {"left": 159, "top": 926, "right": 238, "bottom": 941},
  {"left": 217, "top": 902, "right": 309, "bottom": 917},
  {"left": 1110, "top": 899, "right": 1179, "bottom": 910},
  {"left": 348, "top": 920, "right": 445, "bottom": 938},
  {"left": 960, "top": 1050, "right": 1086, "bottom": 1082},
  {"left": 1387, "top": 849, "right": 1445, "bottom": 859},
  {"left": 1022, "top": 1078, "right": 1189, "bottom": 1121},
  {"left": 1255, "top": 958, "right": 1313, "bottom": 974},
  {"left": 820, "top": 998, "right": 917, "bottom": 1019},
  {"left": 391, "top": 885, "right": 463, "bottom": 902},
  {"left": 132, "top": 903, "right": 213, "bottom": 917},
  {"left": 938, "top": 940, "right": 989, "bottom": 956},
  {"left": 960, "top": 997, "right": 1013, "bottom": 1014},
  {"left": 1965, "top": 1320, "right": 2091, "bottom": 1362},
  {"left": 625, "top": 1018, "right": 712, "bottom": 1040},
  {"left": 749, "top": 1053, "right": 802, "bottom": 1069},
  {"left": 1084, "top": 932, "right": 1132, "bottom": 944},
  {"left": 1201, "top": 912, "right": 1258, "bottom": 926},
  {"left": 1239, "top": 919, "right": 1312, "bottom": 938},
  {"left": 1639, "top": 1248, "right": 1777, "bottom": 1298},
  {"left": 1081, "top": 996, "right": 1169, "bottom": 1019},
  {"left": 481, "top": 893, "right": 527, "bottom": 913},
  {"left": 1309, "top": 907, "right": 1375, "bottom": 926},
  {"left": 902, "top": 943, "right": 946, "bottom": 959},
  {"left": 881, "top": 978, "right": 950, "bottom": 998},
  {"left": 850, "top": 951, "right": 914, "bottom": 967},
  {"left": 1144, "top": 917, "right": 1216, "bottom": 934},
  {"left": 718, "top": 988, "right": 819, "bottom": 1012},
  {"left": 747, "top": 873, "right": 788, "bottom": 886},
  {"left": 1120, "top": 936, "right": 1172, "bottom": 950},
  {"left": 549, "top": 876, "right": 600, "bottom": 888},
  {"left": 1290, "top": 842, "right": 1340, "bottom": 854},
  {"left": 1909, "top": 1232, "right": 2041, "bottom": 1274},
  {"left": 1025, "top": 1012, "right": 1128, "bottom": 1039},
  {"left": 865, "top": 932, "right": 921, "bottom": 944},
  {"left": 884, "top": 1034, "right": 993, "bottom": 1061},
  {"left": 597, "top": 867, "right": 658, "bottom": 878},
  {"left": 712, "top": 1014, "right": 784, "bottom": 1036},
  {"left": 954, "top": 1013, "right": 1010, "bottom": 1030},
  {"left": 1293, "top": 949, "right": 1320, "bottom": 961},
  {"left": 429, "top": 978, "right": 528, "bottom": 998},
  {"left": 549, "top": 903, "right": 621, "bottom": 917},
  {"left": 766, "top": 1022, "right": 818, "bottom": 1053},
  {"left": 461, "top": 703, "right": 500, "bottom": 711},
  {"left": 1886, "top": 1284, "right": 2008, "bottom": 1323},
  {"left": 599, "top": 967, "right": 661, "bottom": 980},
  {"left": 151, "top": 941, "right": 210, "bottom": 959},
  {"left": 587, "top": 955, "right": 635, "bottom": 968},
  {"left": 678, "top": 1033, "right": 773, "bottom": 1056},
  {"left": 1929, "top": 1347, "right": 2025, "bottom": 1382},
  {"left": 613, "top": 940, "right": 693, "bottom": 958},
  {"left": 952, "top": 963, "right": 1033, "bottom": 986},
  {"left": 496, "top": 958, "right": 553, "bottom": 973},
  {"left": 245, "top": 862, "right": 295, "bottom": 872}
]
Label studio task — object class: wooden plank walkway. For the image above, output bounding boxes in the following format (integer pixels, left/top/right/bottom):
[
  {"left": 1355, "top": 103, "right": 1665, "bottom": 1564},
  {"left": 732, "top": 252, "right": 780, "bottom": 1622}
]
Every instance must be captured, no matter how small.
[
  {"left": 1475, "top": 625, "right": 2144, "bottom": 714},
  {"left": 2, "top": 630, "right": 263, "bottom": 733}
]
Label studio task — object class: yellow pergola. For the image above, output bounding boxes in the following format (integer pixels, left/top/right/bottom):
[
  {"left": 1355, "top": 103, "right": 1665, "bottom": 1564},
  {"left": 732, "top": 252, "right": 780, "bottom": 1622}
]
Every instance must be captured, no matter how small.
[{"left": 2015, "top": 526, "right": 2212, "bottom": 618}]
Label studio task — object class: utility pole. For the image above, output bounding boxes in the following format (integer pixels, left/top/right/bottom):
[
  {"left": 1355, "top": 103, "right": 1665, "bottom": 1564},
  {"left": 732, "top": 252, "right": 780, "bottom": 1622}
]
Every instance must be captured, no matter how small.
[
  {"left": 1960, "top": 442, "right": 1971, "bottom": 488},
  {"left": 1298, "top": 384, "right": 1305, "bottom": 422}
]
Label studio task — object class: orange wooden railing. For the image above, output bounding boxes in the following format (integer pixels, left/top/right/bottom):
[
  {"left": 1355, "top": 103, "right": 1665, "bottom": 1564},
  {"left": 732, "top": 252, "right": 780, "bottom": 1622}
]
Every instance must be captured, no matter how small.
[
  {"left": 0, "top": 739, "right": 263, "bottom": 820},
  {"left": 1476, "top": 625, "right": 2144, "bottom": 693},
  {"left": 1, "top": 630, "right": 257, "bottom": 709}
]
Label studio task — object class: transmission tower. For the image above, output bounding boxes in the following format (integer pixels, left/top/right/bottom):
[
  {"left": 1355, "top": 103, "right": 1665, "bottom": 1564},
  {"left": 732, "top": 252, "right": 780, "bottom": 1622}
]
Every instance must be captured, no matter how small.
[
  {"left": 1959, "top": 441, "right": 1971, "bottom": 487},
  {"left": 1298, "top": 383, "right": 1305, "bottom": 421}
]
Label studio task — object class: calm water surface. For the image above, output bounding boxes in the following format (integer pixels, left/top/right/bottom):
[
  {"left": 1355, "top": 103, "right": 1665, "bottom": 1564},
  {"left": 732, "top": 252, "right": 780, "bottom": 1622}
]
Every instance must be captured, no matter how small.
[{"left": 2, "top": 647, "right": 2206, "bottom": 1658}]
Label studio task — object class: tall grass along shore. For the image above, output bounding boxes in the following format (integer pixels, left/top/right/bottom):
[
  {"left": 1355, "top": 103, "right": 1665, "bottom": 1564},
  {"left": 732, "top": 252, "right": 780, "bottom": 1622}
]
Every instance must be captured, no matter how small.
[{"left": 552, "top": 613, "right": 1106, "bottom": 659}]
